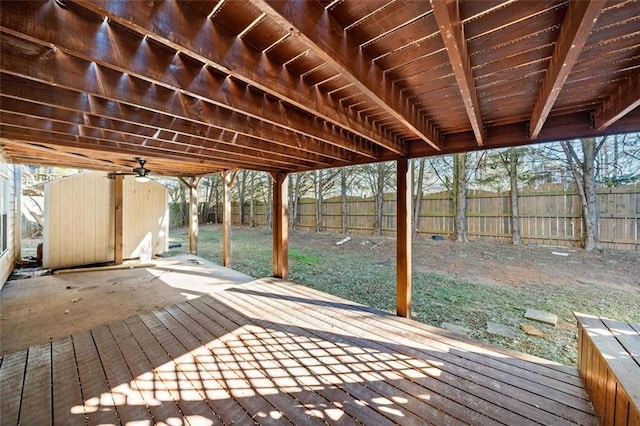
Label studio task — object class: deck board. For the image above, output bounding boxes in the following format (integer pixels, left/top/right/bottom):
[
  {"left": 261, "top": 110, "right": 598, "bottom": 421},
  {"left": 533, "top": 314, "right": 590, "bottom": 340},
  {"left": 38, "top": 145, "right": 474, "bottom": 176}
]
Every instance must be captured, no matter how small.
[
  {"left": 108, "top": 320, "right": 185, "bottom": 423},
  {"left": 232, "top": 280, "right": 593, "bottom": 424},
  {"left": 218, "top": 281, "right": 551, "bottom": 425},
  {"left": 0, "top": 279, "right": 598, "bottom": 425},
  {"left": 19, "top": 343, "right": 52, "bottom": 424},
  {"left": 52, "top": 336, "right": 85, "bottom": 426},
  {"left": 0, "top": 350, "right": 28, "bottom": 425},
  {"left": 92, "top": 324, "right": 153, "bottom": 423},
  {"left": 138, "top": 310, "right": 226, "bottom": 424},
  {"left": 72, "top": 330, "right": 121, "bottom": 425}
]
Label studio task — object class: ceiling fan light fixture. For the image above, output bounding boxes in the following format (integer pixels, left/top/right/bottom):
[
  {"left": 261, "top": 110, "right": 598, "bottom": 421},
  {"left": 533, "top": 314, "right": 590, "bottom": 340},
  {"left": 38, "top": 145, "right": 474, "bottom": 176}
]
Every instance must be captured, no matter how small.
[{"left": 132, "top": 157, "right": 151, "bottom": 182}]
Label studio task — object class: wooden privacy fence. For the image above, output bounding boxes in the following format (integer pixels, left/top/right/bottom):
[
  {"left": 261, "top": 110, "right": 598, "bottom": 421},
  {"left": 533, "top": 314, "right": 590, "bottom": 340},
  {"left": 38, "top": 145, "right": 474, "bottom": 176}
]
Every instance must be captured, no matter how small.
[{"left": 212, "top": 183, "right": 639, "bottom": 251}]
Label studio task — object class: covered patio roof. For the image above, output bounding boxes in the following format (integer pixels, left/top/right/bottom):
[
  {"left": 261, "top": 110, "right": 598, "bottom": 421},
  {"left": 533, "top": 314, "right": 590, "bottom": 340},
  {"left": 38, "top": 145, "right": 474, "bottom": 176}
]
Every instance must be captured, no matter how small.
[{"left": 1, "top": 0, "right": 639, "bottom": 176}]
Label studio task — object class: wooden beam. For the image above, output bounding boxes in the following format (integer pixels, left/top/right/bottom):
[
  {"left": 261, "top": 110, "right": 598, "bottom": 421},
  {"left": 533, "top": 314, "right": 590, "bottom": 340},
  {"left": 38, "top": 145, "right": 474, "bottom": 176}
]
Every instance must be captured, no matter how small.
[
  {"left": 407, "top": 109, "right": 640, "bottom": 159},
  {"left": 53, "top": 0, "right": 399, "bottom": 155},
  {"left": 222, "top": 170, "right": 236, "bottom": 267},
  {"left": 594, "top": 71, "right": 640, "bottom": 131},
  {"left": 0, "top": 29, "right": 363, "bottom": 162},
  {"left": 529, "top": 0, "right": 605, "bottom": 139},
  {"left": 0, "top": 138, "right": 126, "bottom": 171},
  {"left": 0, "top": 119, "right": 241, "bottom": 172},
  {"left": 113, "top": 174, "right": 124, "bottom": 265},
  {"left": 0, "top": 97, "right": 313, "bottom": 170},
  {"left": 0, "top": 80, "right": 337, "bottom": 168},
  {"left": 431, "top": 0, "right": 484, "bottom": 146},
  {"left": 259, "top": 0, "right": 441, "bottom": 151},
  {"left": 396, "top": 158, "right": 412, "bottom": 318},
  {"left": 271, "top": 172, "right": 289, "bottom": 279}
]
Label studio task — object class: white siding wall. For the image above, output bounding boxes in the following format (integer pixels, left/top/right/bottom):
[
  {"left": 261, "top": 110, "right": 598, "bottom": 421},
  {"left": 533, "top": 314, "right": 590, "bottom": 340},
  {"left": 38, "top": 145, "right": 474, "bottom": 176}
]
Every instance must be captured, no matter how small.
[
  {"left": 44, "top": 172, "right": 168, "bottom": 269},
  {"left": 0, "top": 159, "right": 19, "bottom": 289},
  {"left": 123, "top": 178, "right": 169, "bottom": 260}
]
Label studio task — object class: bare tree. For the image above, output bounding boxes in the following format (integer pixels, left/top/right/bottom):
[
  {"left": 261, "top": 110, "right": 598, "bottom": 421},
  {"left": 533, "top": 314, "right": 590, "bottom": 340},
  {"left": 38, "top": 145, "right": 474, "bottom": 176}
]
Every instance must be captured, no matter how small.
[
  {"left": 507, "top": 147, "right": 521, "bottom": 245},
  {"left": 560, "top": 137, "right": 608, "bottom": 251},
  {"left": 288, "top": 172, "right": 314, "bottom": 230},
  {"left": 412, "top": 158, "right": 426, "bottom": 237},
  {"left": 249, "top": 171, "right": 255, "bottom": 227},
  {"left": 374, "top": 162, "right": 386, "bottom": 236},
  {"left": 266, "top": 174, "right": 273, "bottom": 229},
  {"left": 453, "top": 153, "right": 468, "bottom": 242},
  {"left": 237, "top": 170, "right": 248, "bottom": 226},
  {"left": 341, "top": 167, "right": 348, "bottom": 234},
  {"left": 316, "top": 169, "right": 324, "bottom": 232}
]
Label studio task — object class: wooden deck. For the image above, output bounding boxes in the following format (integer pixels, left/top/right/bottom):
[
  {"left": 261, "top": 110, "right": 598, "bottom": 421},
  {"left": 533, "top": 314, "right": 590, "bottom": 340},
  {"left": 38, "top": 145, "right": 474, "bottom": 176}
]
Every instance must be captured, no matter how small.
[{"left": 1, "top": 278, "right": 597, "bottom": 425}]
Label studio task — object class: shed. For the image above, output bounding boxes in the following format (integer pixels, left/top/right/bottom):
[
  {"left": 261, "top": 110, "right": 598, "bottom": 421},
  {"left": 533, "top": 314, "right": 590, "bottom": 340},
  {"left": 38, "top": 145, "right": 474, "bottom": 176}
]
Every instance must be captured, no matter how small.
[{"left": 43, "top": 171, "right": 168, "bottom": 269}]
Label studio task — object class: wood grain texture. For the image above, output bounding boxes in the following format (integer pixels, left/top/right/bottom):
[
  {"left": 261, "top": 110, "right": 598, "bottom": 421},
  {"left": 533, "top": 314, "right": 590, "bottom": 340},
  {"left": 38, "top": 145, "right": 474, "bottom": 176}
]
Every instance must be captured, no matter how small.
[
  {"left": 575, "top": 312, "right": 640, "bottom": 426},
  {"left": 0, "top": 279, "right": 599, "bottom": 425}
]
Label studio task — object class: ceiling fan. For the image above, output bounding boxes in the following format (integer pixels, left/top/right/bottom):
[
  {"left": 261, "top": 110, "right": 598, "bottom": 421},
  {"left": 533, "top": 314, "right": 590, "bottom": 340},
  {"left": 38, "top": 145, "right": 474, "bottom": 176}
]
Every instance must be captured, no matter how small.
[{"left": 132, "top": 157, "right": 151, "bottom": 182}]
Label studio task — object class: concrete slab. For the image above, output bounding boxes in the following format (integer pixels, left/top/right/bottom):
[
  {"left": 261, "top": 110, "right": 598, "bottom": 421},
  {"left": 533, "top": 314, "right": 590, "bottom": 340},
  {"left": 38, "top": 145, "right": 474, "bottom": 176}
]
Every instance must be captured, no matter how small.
[
  {"left": 486, "top": 321, "right": 517, "bottom": 338},
  {"left": 0, "top": 255, "right": 256, "bottom": 355},
  {"left": 440, "top": 322, "right": 472, "bottom": 335},
  {"left": 525, "top": 308, "right": 558, "bottom": 326}
]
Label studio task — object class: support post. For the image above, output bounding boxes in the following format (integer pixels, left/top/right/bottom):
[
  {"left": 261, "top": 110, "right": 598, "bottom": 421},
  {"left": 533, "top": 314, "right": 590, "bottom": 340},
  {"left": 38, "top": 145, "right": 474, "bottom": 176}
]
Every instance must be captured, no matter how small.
[
  {"left": 114, "top": 174, "right": 124, "bottom": 265},
  {"left": 271, "top": 172, "right": 288, "bottom": 279},
  {"left": 396, "top": 158, "right": 412, "bottom": 317},
  {"left": 222, "top": 171, "right": 236, "bottom": 267}
]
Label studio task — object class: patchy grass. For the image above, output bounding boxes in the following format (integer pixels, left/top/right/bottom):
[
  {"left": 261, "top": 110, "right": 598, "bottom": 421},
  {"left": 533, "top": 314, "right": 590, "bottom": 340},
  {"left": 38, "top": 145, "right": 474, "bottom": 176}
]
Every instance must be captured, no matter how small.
[{"left": 168, "top": 224, "right": 640, "bottom": 366}]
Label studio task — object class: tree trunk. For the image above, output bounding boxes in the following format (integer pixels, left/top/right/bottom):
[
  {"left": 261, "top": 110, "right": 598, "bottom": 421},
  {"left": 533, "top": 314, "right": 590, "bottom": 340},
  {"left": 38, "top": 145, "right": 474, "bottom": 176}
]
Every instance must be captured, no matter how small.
[
  {"left": 509, "top": 147, "right": 521, "bottom": 245},
  {"left": 214, "top": 179, "right": 220, "bottom": 224},
  {"left": 453, "top": 153, "right": 468, "bottom": 242},
  {"left": 582, "top": 138, "right": 601, "bottom": 251},
  {"left": 316, "top": 169, "right": 323, "bottom": 232},
  {"left": 179, "top": 183, "right": 187, "bottom": 227},
  {"left": 560, "top": 138, "right": 602, "bottom": 251},
  {"left": 290, "top": 173, "right": 301, "bottom": 230},
  {"left": 238, "top": 170, "right": 247, "bottom": 226},
  {"left": 412, "top": 158, "right": 425, "bottom": 237},
  {"left": 341, "top": 167, "right": 348, "bottom": 234},
  {"left": 249, "top": 171, "right": 255, "bottom": 227},
  {"left": 374, "top": 162, "right": 385, "bottom": 236},
  {"left": 204, "top": 178, "right": 214, "bottom": 223},
  {"left": 266, "top": 174, "right": 273, "bottom": 229}
]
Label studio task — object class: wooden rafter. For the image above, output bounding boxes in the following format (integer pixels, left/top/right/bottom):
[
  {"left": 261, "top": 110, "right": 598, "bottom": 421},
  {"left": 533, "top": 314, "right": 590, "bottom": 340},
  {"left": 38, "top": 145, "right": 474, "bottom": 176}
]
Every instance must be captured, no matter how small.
[
  {"left": 258, "top": 0, "right": 441, "bottom": 151},
  {"left": 431, "top": 0, "right": 483, "bottom": 146},
  {"left": 0, "top": 95, "right": 325, "bottom": 169},
  {"left": 594, "top": 71, "right": 640, "bottom": 131},
  {"left": 529, "top": 0, "right": 605, "bottom": 140},
  {"left": 0, "top": 112, "right": 297, "bottom": 173},
  {"left": 0, "top": 0, "right": 638, "bottom": 178},
  {"left": 0, "top": 35, "right": 357, "bottom": 165},
  {"left": 0, "top": 76, "right": 341, "bottom": 168},
  {"left": 0, "top": 5, "right": 374, "bottom": 160},
  {"left": 0, "top": 139, "right": 125, "bottom": 171},
  {"left": 66, "top": 0, "right": 403, "bottom": 155}
]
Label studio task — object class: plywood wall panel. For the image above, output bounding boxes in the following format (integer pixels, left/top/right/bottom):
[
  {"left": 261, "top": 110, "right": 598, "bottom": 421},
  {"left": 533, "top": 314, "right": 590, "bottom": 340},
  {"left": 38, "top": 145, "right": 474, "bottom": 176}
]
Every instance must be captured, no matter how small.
[
  {"left": 122, "top": 178, "right": 168, "bottom": 260},
  {"left": 44, "top": 172, "right": 166, "bottom": 269}
]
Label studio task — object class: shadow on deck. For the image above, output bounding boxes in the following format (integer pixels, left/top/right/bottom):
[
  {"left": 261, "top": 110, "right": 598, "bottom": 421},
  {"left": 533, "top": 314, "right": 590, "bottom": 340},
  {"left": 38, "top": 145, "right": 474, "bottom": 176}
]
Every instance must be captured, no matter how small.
[{"left": 0, "top": 265, "right": 597, "bottom": 425}]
